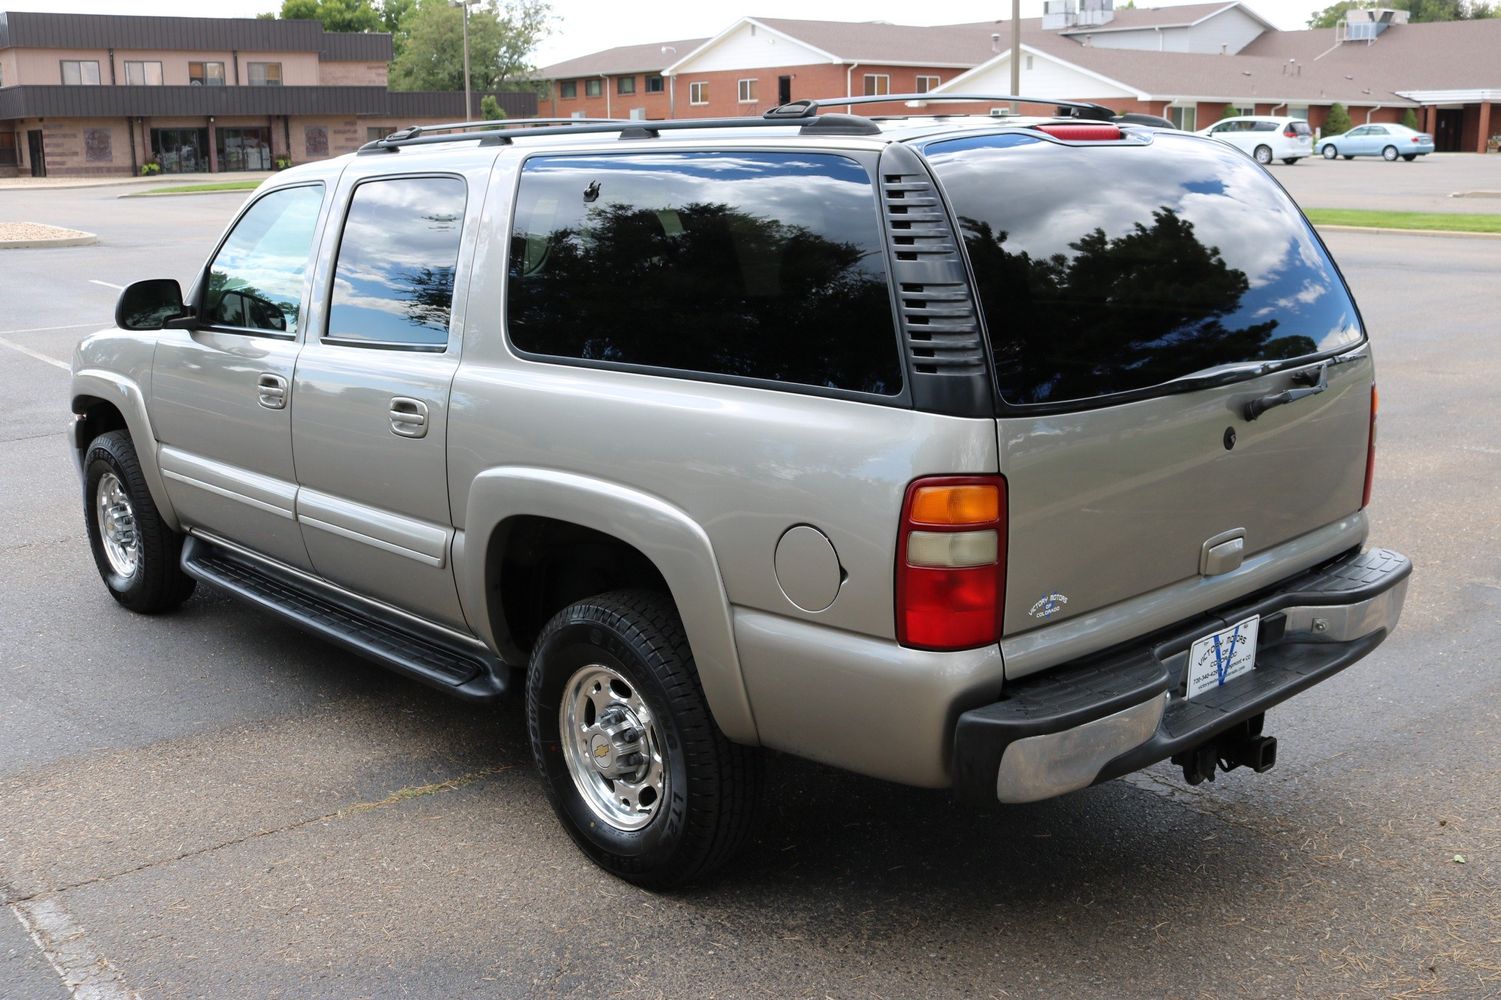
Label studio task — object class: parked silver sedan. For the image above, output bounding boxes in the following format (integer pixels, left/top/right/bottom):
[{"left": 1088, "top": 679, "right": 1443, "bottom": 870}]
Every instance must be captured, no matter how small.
[{"left": 1320, "top": 123, "right": 1435, "bottom": 161}]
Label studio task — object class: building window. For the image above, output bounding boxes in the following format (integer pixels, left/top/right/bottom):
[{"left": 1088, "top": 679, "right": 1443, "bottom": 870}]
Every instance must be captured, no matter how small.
[
  {"left": 248, "top": 62, "right": 283, "bottom": 87},
  {"left": 689, "top": 81, "right": 707, "bottom": 105},
  {"left": 0, "top": 132, "right": 15, "bottom": 167},
  {"left": 585, "top": 78, "right": 602, "bottom": 97},
  {"left": 123, "top": 61, "right": 163, "bottom": 86},
  {"left": 1168, "top": 106, "right": 1197, "bottom": 131},
  {"left": 367, "top": 126, "right": 389, "bottom": 142},
  {"left": 915, "top": 75, "right": 941, "bottom": 94},
  {"left": 738, "top": 78, "right": 757, "bottom": 103},
  {"left": 645, "top": 75, "right": 664, "bottom": 94},
  {"left": 862, "top": 74, "right": 890, "bottom": 97},
  {"left": 560, "top": 80, "right": 577, "bottom": 99},
  {"left": 151, "top": 127, "right": 210, "bottom": 173},
  {"left": 218, "top": 127, "right": 272, "bottom": 171},
  {"left": 617, "top": 75, "right": 636, "bottom": 95},
  {"left": 1288, "top": 106, "right": 1309, "bottom": 120},
  {"left": 60, "top": 61, "right": 101, "bottom": 86},
  {"left": 327, "top": 177, "right": 468, "bottom": 349},
  {"left": 189, "top": 62, "right": 225, "bottom": 86}
]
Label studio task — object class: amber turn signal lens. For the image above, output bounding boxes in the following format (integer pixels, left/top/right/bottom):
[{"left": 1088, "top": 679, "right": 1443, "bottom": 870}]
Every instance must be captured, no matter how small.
[{"left": 909, "top": 484, "right": 1001, "bottom": 526}]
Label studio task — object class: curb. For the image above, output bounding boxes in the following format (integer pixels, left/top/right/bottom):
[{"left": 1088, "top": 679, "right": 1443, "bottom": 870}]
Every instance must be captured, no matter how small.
[
  {"left": 0, "top": 232, "right": 98, "bottom": 249},
  {"left": 1313, "top": 223, "right": 1501, "bottom": 240},
  {"left": 118, "top": 188, "right": 259, "bottom": 199}
]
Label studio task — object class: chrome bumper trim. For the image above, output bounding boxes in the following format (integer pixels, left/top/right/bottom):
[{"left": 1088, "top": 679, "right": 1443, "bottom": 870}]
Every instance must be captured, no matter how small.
[{"left": 995, "top": 693, "right": 1167, "bottom": 804}]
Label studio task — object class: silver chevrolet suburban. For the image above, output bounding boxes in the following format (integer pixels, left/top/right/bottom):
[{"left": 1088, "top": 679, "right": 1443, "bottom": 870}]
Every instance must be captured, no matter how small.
[{"left": 72, "top": 95, "right": 1411, "bottom": 887}]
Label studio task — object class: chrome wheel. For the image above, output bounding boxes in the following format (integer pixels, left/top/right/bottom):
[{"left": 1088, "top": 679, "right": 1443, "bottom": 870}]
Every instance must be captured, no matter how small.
[
  {"left": 1322, "top": 145, "right": 1337, "bottom": 159},
  {"left": 560, "top": 663, "right": 667, "bottom": 831},
  {"left": 95, "top": 472, "right": 140, "bottom": 578}
]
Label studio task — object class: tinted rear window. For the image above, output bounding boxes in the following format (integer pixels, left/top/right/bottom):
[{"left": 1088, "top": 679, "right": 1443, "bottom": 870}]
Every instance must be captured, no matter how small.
[
  {"left": 1291, "top": 121, "right": 1313, "bottom": 136},
  {"left": 507, "top": 151, "right": 902, "bottom": 396},
  {"left": 925, "top": 132, "right": 1362, "bottom": 407}
]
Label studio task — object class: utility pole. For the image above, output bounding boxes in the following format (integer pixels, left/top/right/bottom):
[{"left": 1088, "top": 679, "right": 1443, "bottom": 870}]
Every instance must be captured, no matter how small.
[
  {"left": 451, "top": 0, "right": 478, "bottom": 118},
  {"left": 1011, "top": 0, "right": 1022, "bottom": 113}
]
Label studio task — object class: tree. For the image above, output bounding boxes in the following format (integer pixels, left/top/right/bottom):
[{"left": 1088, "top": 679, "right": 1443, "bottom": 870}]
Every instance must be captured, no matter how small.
[
  {"left": 1324, "top": 102, "right": 1352, "bottom": 135},
  {"left": 1401, "top": 108, "right": 1420, "bottom": 129},
  {"left": 1218, "top": 103, "right": 1238, "bottom": 120},
  {"left": 1307, "top": 0, "right": 1498, "bottom": 26},
  {"left": 270, "top": 0, "right": 383, "bottom": 32},
  {"left": 480, "top": 94, "right": 505, "bottom": 120},
  {"left": 389, "top": 0, "right": 553, "bottom": 93}
]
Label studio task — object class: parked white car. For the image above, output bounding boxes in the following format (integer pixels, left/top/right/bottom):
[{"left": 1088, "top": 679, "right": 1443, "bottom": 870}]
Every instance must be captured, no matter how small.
[{"left": 1195, "top": 116, "right": 1314, "bottom": 165}]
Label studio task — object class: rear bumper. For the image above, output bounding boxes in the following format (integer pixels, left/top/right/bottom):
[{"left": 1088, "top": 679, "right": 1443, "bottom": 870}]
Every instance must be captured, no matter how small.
[{"left": 953, "top": 547, "right": 1411, "bottom": 804}]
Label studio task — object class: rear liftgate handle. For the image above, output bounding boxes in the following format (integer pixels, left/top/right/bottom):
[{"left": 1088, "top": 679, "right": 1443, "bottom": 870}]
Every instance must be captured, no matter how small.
[{"left": 389, "top": 396, "right": 429, "bottom": 438}]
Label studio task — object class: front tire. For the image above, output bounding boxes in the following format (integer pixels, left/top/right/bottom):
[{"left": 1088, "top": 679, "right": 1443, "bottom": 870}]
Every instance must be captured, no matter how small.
[
  {"left": 526, "top": 590, "right": 763, "bottom": 888},
  {"left": 1322, "top": 144, "right": 1338, "bottom": 159},
  {"left": 83, "top": 431, "right": 195, "bottom": 613},
  {"left": 1254, "top": 144, "right": 1273, "bottom": 165},
  {"left": 1382, "top": 145, "right": 1399, "bottom": 161}
]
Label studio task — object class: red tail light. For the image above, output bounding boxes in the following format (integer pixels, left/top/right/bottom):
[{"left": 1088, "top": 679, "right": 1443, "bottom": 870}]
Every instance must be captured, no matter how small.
[
  {"left": 1033, "top": 124, "right": 1122, "bottom": 141},
  {"left": 1412, "top": 136, "right": 1421, "bottom": 143},
  {"left": 896, "top": 476, "right": 1007, "bottom": 650},
  {"left": 1362, "top": 385, "right": 1378, "bottom": 508},
  {"left": 1284, "top": 126, "right": 1297, "bottom": 138}
]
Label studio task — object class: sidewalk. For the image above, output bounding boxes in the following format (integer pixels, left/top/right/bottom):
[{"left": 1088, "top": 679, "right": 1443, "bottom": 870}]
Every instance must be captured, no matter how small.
[{"left": 0, "top": 171, "right": 275, "bottom": 191}]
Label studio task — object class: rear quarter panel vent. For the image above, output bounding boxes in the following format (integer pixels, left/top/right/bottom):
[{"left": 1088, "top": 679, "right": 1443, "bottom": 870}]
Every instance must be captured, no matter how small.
[{"left": 877, "top": 142, "right": 993, "bottom": 417}]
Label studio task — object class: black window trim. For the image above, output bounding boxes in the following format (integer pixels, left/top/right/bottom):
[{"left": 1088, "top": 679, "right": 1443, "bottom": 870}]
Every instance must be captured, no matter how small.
[
  {"left": 502, "top": 146, "right": 915, "bottom": 409},
  {"left": 913, "top": 131, "right": 1371, "bottom": 417},
  {"left": 193, "top": 180, "right": 327, "bottom": 341},
  {"left": 319, "top": 170, "right": 470, "bottom": 354}
]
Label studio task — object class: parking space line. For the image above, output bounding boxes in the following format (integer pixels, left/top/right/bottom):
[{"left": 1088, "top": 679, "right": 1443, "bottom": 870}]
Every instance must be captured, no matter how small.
[
  {"left": 88, "top": 280, "right": 125, "bottom": 291},
  {"left": 0, "top": 323, "right": 97, "bottom": 335},
  {"left": 0, "top": 335, "right": 70, "bottom": 371},
  {"left": 10, "top": 896, "right": 140, "bottom": 1000}
]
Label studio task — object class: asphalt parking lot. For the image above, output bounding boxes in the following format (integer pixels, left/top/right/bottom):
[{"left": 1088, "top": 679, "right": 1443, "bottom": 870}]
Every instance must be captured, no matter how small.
[{"left": 1, "top": 156, "right": 1499, "bottom": 999}]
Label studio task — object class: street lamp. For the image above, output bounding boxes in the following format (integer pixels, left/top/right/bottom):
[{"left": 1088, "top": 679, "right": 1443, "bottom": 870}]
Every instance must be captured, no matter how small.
[{"left": 451, "top": 0, "right": 480, "bottom": 119}]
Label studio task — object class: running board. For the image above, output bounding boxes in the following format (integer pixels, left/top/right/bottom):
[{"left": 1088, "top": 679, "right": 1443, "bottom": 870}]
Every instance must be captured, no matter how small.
[{"left": 181, "top": 535, "right": 509, "bottom": 701}]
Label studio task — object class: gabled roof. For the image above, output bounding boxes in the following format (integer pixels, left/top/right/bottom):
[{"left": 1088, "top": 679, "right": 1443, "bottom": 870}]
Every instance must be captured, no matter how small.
[{"left": 537, "top": 37, "right": 708, "bottom": 79}]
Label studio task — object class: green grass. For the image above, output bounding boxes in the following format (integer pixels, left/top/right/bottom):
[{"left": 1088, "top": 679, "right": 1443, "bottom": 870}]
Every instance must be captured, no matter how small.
[
  {"left": 136, "top": 179, "right": 263, "bottom": 195},
  {"left": 1304, "top": 208, "right": 1501, "bottom": 234}
]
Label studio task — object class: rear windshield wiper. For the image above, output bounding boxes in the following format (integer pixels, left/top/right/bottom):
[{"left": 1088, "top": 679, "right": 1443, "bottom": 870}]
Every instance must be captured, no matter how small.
[
  {"left": 1162, "top": 361, "right": 1278, "bottom": 394},
  {"left": 1242, "top": 351, "right": 1365, "bottom": 421}
]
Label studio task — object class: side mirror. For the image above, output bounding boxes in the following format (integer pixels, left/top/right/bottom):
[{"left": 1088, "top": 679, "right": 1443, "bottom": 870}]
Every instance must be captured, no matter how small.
[{"left": 114, "top": 278, "right": 191, "bottom": 331}]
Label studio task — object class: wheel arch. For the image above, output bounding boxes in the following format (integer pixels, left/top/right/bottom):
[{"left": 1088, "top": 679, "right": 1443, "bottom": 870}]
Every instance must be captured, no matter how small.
[
  {"left": 460, "top": 466, "right": 759, "bottom": 745},
  {"left": 71, "top": 371, "right": 180, "bottom": 529}
]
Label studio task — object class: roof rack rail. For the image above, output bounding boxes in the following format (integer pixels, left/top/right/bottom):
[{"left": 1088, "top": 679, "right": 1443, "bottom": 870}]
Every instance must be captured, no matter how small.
[
  {"left": 357, "top": 112, "right": 832, "bottom": 154},
  {"left": 764, "top": 94, "right": 1118, "bottom": 122},
  {"left": 361, "top": 117, "right": 635, "bottom": 152}
]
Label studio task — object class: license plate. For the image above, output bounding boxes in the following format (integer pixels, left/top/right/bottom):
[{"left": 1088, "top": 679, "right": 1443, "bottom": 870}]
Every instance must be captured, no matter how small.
[{"left": 1185, "top": 615, "right": 1260, "bottom": 698}]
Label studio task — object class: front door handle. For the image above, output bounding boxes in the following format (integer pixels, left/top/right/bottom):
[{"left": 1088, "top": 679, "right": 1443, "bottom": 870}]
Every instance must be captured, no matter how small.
[
  {"left": 389, "top": 396, "right": 429, "bottom": 438},
  {"left": 257, "top": 373, "right": 288, "bottom": 410}
]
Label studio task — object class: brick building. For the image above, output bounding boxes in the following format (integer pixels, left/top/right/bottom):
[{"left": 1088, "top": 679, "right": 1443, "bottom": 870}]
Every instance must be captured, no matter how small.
[
  {"left": 0, "top": 11, "right": 537, "bottom": 177},
  {"left": 536, "top": 5, "right": 1499, "bottom": 153}
]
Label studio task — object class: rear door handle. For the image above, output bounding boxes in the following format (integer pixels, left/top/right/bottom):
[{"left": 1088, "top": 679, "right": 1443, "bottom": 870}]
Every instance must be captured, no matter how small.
[
  {"left": 257, "top": 373, "right": 288, "bottom": 409},
  {"left": 389, "top": 397, "right": 429, "bottom": 438}
]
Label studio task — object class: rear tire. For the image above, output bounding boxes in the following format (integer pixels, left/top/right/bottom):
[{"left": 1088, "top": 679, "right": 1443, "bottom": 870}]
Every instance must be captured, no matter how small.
[
  {"left": 83, "top": 431, "right": 196, "bottom": 613},
  {"left": 1402, "top": 154, "right": 1417, "bottom": 162},
  {"left": 526, "top": 589, "right": 763, "bottom": 888},
  {"left": 1253, "top": 144, "right": 1273, "bottom": 165},
  {"left": 1343, "top": 154, "right": 1355, "bottom": 160},
  {"left": 1322, "top": 144, "right": 1338, "bottom": 159},
  {"left": 1282, "top": 157, "right": 1300, "bottom": 165},
  {"left": 1382, "top": 145, "right": 1399, "bottom": 161}
]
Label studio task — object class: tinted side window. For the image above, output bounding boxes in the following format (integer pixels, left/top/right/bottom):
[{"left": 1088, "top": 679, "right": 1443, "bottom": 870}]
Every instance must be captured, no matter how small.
[
  {"left": 925, "top": 132, "right": 1362, "bottom": 407},
  {"left": 507, "top": 152, "right": 902, "bottom": 396},
  {"left": 326, "top": 176, "right": 467, "bottom": 349},
  {"left": 204, "top": 184, "right": 323, "bottom": 336},
  {"left": 1252, "top": 121, "right": 1278, "bottom": 132}
]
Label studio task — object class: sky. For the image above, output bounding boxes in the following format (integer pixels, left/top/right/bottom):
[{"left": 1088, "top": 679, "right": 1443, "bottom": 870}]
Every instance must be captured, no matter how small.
[{"left": 4, "top": 0, "right": 1329, "bottom": 68}]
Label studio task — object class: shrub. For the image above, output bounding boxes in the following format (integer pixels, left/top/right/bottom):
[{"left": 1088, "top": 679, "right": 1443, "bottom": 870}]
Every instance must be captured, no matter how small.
[
  {"left": 480, "top": 94, "right": 505, "bottom": 121},
  {"left": 1401, "top": 108, "right": 1420, "bottom": 130},
  {"left": 1324, "top": 102, "right": 1352, "bottom": 136}
]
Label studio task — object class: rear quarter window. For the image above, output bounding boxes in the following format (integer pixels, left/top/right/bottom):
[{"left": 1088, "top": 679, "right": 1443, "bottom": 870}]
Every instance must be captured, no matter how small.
[
  {"left": 923, "top": 131, "right": 1363, "bottom": 408},
  {"left": 505, "top": 151, "right": 903, "bottom": 396}
]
